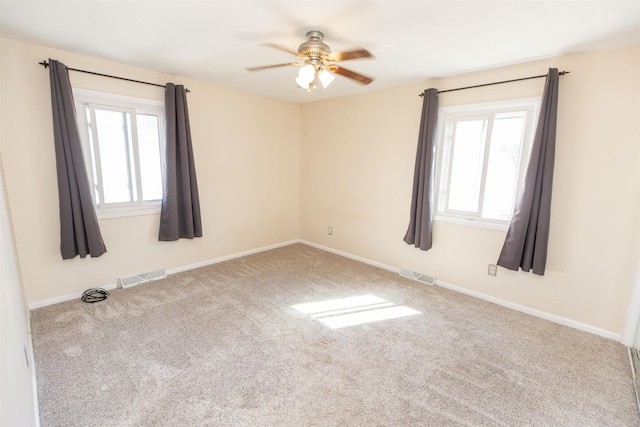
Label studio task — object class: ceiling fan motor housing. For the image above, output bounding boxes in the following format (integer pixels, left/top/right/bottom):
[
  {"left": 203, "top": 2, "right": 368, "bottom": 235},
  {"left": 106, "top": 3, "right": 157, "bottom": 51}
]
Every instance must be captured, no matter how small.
[{"left": 298, "top": 31, "right": 331, "bottom": 62}]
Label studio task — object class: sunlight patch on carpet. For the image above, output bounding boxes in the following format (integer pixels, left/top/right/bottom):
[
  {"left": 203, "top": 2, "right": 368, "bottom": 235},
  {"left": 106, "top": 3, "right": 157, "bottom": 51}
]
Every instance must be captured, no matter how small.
[{"left": 292, "top": 295, "right": 420, "bottom": 329}]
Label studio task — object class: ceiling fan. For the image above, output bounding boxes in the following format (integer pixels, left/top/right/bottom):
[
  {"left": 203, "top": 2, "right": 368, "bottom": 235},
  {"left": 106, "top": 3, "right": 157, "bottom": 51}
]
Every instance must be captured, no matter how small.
[{"left": 246, "top": 30, "right": 374, "bottom": 91}]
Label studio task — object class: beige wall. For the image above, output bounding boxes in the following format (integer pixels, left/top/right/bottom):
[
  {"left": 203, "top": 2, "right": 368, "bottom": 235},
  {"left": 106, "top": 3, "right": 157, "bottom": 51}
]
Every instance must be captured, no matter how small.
[
  {"left": 2, "top": 36, "right": 639, "bottom": 336},
  {"left": 0, "top": 153, "right": 38, "bottom": 426},
  {"left": 301, "top": 44, "right": 640, "bottom": 335},
  {"left": 0, "top": 37, "right": 301, "bottom": 303}
]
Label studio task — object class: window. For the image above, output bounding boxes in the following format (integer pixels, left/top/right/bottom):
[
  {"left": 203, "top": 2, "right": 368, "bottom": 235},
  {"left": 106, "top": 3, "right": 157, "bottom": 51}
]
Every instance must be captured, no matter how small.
[
  {"left": 74, "top": 89, "right": 165, "bottom": 218},
  {"left": 434, "top": 98, "right": 539, "bottom": 229}
]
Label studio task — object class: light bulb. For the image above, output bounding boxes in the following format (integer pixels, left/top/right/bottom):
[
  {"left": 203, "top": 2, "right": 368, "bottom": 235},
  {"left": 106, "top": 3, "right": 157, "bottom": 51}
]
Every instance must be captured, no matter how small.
[
  {"left": 296, "top": 76, "right": 311, "bottom": 89},
  {"left": 298, "top": 64, "right": 315, "bottom": 80},
  {"left": 296, "top": 64, "right": 316, "bottom": 89},
  {"left": 318, "top": 69, "right": 335, "bottom": 88}
]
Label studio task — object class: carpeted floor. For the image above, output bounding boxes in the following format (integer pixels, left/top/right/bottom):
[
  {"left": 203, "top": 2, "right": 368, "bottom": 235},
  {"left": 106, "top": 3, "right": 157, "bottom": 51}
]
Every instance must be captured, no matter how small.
[{"left": 31, "top": 243, "right": 639, "bottom": 426}]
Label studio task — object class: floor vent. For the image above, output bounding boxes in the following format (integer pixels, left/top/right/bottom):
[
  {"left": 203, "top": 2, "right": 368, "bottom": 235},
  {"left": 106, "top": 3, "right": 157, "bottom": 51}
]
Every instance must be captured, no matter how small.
[
  {"left": 117, "top": 269, "right": 166, "bottom": 289},
  {"left": 399, "top": 268, "right": 436, "bottom": 286}
]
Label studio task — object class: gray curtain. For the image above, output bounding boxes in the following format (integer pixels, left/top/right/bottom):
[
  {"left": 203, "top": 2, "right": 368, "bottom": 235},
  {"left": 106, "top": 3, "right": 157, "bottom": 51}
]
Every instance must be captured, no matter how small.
[
  {"left": 404, "top": 88, "right": 439, "bottom": 250},
  {"left": 159, "top": 83, "right": 202, "bottom": 241},
  {"left": 497, "top": 68, "right": 559, "bottom": 275},
  {"left": 49, "top": 59, "right": 107, "bottom": 259}
]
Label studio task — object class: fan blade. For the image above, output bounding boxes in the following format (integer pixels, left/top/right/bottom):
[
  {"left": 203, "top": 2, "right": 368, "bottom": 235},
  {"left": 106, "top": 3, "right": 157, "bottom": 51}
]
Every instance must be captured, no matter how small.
[
  {"left": 329, "top": 49, "right": 373, "bottom": 62},
  {"left": 264, "top": 42, "right": 300, "bottom": 57},
  {"left": 246, "top": 62, "right": 300, "bottom": 71},
  {"left": 329, "top": 65, "right": 374, "bottom": 85}
]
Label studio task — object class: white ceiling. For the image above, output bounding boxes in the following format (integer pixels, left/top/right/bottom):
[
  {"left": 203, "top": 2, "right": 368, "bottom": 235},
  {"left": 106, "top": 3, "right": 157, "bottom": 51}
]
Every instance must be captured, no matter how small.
[{"left": 1, "top": 0, "right": 639, "bottom": 103}]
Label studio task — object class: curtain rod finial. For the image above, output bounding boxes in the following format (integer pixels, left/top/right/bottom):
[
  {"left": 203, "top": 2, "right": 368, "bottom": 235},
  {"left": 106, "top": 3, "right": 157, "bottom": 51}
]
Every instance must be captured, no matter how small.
[{"left": 39, "top": 60, "right": 49, "bottom": 68}]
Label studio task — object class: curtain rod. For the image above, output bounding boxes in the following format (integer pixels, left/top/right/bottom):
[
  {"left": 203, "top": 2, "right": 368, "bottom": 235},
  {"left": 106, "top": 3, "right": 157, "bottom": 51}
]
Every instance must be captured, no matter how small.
[
  {"left": 38, "top": 60, "right": 190, "bottom": 93},
  {"left": 419, "top": 70, "right": 570, "bottom": 96}
]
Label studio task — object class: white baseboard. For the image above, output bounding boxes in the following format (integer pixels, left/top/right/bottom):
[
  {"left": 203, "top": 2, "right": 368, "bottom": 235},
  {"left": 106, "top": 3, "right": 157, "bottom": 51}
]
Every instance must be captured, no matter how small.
[
  {"left": 27, "top": 239, "right": 622, "bottom": 342},
  {"left": 165, "top": 239, "right": 301, "bottom": 275},
  {"left": 434, "top": 279, "right": 621, "bottom": 341},
  {"left": 28, "top": 329, "right": 41, "bottom": 427},
  {"left": 300, "top": 240, "right": 621, "bottom": 341},
  {"left": 300, "top": 240, "right": 401, "bottom": 274},
  {"left": 28, "top": 283, "right": 119, "bottom": 310},
  {"left": 28, "top": 239, "right": 301, "bottom": 310}
]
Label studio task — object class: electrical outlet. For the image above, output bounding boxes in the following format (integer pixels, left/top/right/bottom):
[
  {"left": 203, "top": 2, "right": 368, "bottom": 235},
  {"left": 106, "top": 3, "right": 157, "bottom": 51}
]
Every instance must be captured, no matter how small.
[
  {"left": 488, "top": 264, "right": 497, "bottom": 276},
  {"left": 214, "top": 234, "right": 220, "bottom": 243},
  {"left": 327, "top": 226, "right": 332, "bottom": 235}
]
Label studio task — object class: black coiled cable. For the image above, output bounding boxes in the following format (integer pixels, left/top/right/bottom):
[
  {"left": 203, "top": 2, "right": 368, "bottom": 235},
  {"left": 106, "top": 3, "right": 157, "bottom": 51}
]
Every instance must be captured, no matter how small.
[{"left": 81, "top": 288, "right": 110, "bottom": 303}]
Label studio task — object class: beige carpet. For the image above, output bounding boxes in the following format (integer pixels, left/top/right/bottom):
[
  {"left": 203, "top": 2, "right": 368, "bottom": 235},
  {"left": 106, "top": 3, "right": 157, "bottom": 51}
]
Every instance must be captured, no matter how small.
[{"left": 31, "top": 243, "right": 639, "bottom": 426}]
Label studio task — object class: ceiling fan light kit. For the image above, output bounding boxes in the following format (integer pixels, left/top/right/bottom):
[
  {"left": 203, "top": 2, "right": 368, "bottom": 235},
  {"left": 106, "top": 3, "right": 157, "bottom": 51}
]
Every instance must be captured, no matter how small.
[
  {"left": 247, "top": 30, "right": 374, "bottom": 92},
  {"left": 295, "top": 63, "right": 336, "bottom": 92}
]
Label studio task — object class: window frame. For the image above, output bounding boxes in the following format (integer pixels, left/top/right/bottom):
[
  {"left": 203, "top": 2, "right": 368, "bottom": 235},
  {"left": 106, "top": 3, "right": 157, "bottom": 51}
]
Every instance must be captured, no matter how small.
[
  {"left": 73, "top": 88, "right": 166, "bottom": 219},
  {"left": 433, "top": 97, "right": 541, "bottom": 230}
]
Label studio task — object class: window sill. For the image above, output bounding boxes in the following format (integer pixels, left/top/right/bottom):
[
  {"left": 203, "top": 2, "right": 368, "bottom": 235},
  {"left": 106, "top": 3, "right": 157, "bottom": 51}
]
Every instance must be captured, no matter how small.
[
  {"left": 97, "top": 204, "right": 161, "bottom": 220},
  {"left": 433, "top": 214, "right": 509, "bottom": 232}
]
